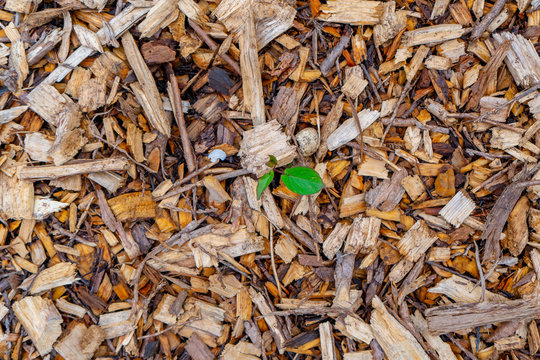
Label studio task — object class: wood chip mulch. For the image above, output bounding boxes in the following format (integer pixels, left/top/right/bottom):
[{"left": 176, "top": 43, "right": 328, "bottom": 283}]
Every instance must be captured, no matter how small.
[{"left": 2, "top": 0, "right": 540, "bottom": 359}]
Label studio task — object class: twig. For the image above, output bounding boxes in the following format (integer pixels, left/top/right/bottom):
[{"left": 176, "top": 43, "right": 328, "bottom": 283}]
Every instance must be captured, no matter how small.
[
  {"left": 156, "top": 168, "right": 251, "bottom": 200},
  {"left": 166, "top": 63, "right": 196, "bottom": 173},
  {"left": 471, "top": 0, "right": 507, "bottom": 40},
  {"left": 474, "top": 241, "right": 486, "bottom": 302},
  {"left": 320, "top": 26, "right": 352, "bottom": 76},
  {"left": 269, "top": 225, "right": 283, "bottom": 298},
  {"left": 380, "top": 76, "right": 418, "bottom": 145},
  {"left": 188, "top": 19, "right": 241, "bottom": 75},
  {"left": 346, "top": 95, "right": 364, "bottom": 163},
  {"left": 360, "top": 62, "right": 381, "bottom": 103}
]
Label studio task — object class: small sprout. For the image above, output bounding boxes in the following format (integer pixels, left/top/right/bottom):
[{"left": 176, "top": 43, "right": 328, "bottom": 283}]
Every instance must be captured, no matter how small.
[
  {"left": 256, "top": 170, "right": 274, "bottom": 199},
  {"left": 281, "top": 166, "right": 324, "bottom": 195},
  {"left": 208, "top": 149, "right": 227, "bottom": 163},
  {"left": 268, "top": 155, "right": 278, "bottom": 168},
  {"left": 256, "top": 156, "right": 324, "bottom": 198}
]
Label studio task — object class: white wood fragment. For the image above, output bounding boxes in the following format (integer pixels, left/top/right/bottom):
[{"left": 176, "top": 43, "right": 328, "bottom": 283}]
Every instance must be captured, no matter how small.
[{"left": 439, "top": 190, "right": 476, "bottom": 227}]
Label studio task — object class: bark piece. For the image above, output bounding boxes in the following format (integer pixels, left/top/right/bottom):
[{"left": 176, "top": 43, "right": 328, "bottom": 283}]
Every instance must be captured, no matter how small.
[
  {"left": 365, "top": 168, "right": 407, "bottom": 212},
  {"left": 502, "top": 196, "right": 529, "bottom": 256},
  {"left": 426, "top": 299, "right": 540, "bottom": 334},
  {"left": 12, "top": 296, "right": 63, "bottom": 356},
  {"left": 185, "top": 333, "right": 215, "bottom": 360}
]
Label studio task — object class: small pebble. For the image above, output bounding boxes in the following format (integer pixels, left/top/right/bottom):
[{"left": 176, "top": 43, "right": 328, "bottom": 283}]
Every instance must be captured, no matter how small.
[{"left": 296, "top": 127, "right": 319, "bottom": 157}]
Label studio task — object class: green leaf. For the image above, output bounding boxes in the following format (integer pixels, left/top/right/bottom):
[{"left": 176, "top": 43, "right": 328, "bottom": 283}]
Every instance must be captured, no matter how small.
[
  {"left": 268, "top": 155, "right": 278, "bottom": 168},
  {"left": 257, "top": 171, "right": 274, "bottom": 199},
  {"left": 281, "top": 167, "right": 324, "bottom": 195}
]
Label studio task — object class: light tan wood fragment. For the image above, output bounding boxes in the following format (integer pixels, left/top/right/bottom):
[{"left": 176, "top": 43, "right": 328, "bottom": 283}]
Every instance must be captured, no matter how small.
[
  {"left": 249, "top": 287, "right": 287, "bottom": 354},
  {"left": 426, "top": 299, "right": 540, "bottom": 334},
  {"left": 370, "top": 296, "right": 430, "bottom": 360},
  {"left": 30, "top": 262, "right": 77, "bottom": 294},
  {"left": 240, "top": 10, "right": 265, "bottom": 126},
  {"left": 493, "top": 32, "right": 540, "bottom": 87},
  {"left": 335, "top": 314, "right": 374, "bottom": 345},
  {"left": 78, "top": 78, "right": 107, "bottom": 112},
  {"left": 138, "top": 0, "right": 179, "bottom": 38},
  {"left": 373, "top": 2, "right": 406, "bottom": 46},
  {"left": 122, "top": 32, "right": 170, "bottom": 137},
  {"left": 154, "top": 293, "right": 177, "bottom": 324},
  {"left": 54, "top": 323, "right": 105, "bottom": 360},
  {"left": 411, "top": 311, "right": 458, "bottom": 360},
  {"left": 428, "top": 274, "right": 506, "bottom": 303},
  {"left": 213, "top": 0, "right": 296, "bottom": 50},
  {"left": 222, "top": 341, "right": 262, "bottom": 360},
  {"left": 19, "top": 158, "right": 129, "bottom": 181},
  {"left": 12, "top": 296, "right": 63, "bottom": 356},
  {"left": 318, "top": 0, "right": 384, "bottom": 25},
  {"left": 55, "top": 298, "right": 87, "bottom": 318},
  {"left": 439, "top": 190, "right": 476, "bottom": 227},
  {"left": 0, "top": 171, "right": 34, "bottom": 220},
  {"left": 431, "top": 0, "right": 451, "bottom": 19},
  {"left": 73, "top": 24, "right": 103, "bottom": 53},
  {"left": 203, "top": 176, "right": 233, "bottom": 203},
  {"left": 401, "top": 175, "right": 425, "bottom": 201},
  {"left": 239, "top": 120, "right": 296, "bottom": 177},
  {"left": 5, "top": 0, "right": 42, "bottom": 13},
  {"left": 402, "top": 24, "right": 465, "bottom": 47},
  {"left": 323, "top": 222, "right": 352, "bottom": 260},
  {"left": 320, "top": 322, "right": 337, "bottom": 360},
  {"left": 344, "top": 215, "right": 381, "bottom": 255},
  {"left": 98, "top": 310, "right": 135, "bottom": 339},
  {"left": 326, "top": 110, "right": 380, "bottom": 151},
  {"left": 208, "top": 274, "right": 242, "bottom": 298}
]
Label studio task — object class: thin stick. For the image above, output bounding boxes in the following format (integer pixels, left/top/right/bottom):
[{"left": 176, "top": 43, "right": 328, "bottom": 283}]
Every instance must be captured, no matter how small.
[
  {"left": 360, "top": 62, "right": 381, "bottom": 103},
  {"left": 380, "top": 77, "right": 418, "bottom": 145},
  {"left": 320, "top": 26, "right": 352, "bottom": 76},
  {"left": 188, "top": 19, "right": 241, "bottom": 75},
  {"left": 474, "top": 241, "right": 486, "bottom": 302},
  {"left": 166, "top": 63, "right": 196, "bottom": 173},
  {"left": 269, "top": 225, "right": 283, "bottom": 298},
  {"left": 346, "top": 95, "right": 364, "bottom": 163},
  {"left": 156, "top": 168, "right": 251, "bottom": 200},
  {"left": 156, "top": 161, "right": 217, "bottom": 200},
  {"left": 471, "top": 0, "right": 507, "bottom": 40}
]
